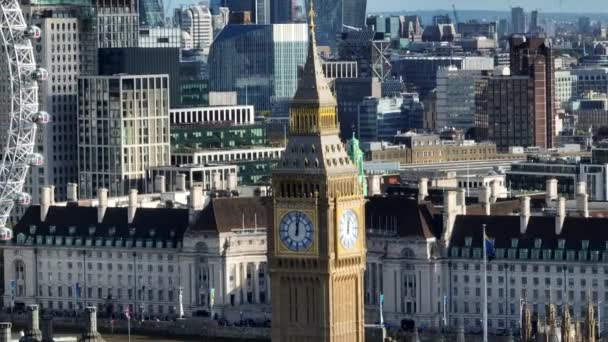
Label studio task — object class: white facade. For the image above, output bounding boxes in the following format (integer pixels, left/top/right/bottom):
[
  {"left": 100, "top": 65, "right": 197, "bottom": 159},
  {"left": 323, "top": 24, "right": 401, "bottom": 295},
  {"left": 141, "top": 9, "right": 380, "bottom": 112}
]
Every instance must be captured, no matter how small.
[
  {"left": 77, "top": 74, "right": 171, "bottom": 199},
  {"left": 181, "top": 5, "right": 213, "bottom": 54},
  {"left": 555, "top": 70, "right": 577, "bottom": 109},
  {"left": 170, "top": 105, "right": 255, "bottom": 125},
  {"left": 171, "top": 147, "right": 284, "bottom": 166}
]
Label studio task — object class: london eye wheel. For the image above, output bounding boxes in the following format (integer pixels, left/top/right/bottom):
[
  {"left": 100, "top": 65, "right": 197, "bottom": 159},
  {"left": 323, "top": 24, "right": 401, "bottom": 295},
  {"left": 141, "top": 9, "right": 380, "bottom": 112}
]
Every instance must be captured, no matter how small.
[{"left": 0, "top": 0, "right": 49, "bottom": 240}]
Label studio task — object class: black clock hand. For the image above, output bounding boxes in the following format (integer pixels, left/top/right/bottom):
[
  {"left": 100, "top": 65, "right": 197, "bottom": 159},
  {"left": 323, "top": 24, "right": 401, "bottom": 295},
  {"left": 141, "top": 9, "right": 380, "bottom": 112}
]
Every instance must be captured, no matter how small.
[
  {"left": 295, "top": 218, "right": 300, "bottom": 238},
  {"left": 347, "top": 220, "right": 350, "bottom": 235}
]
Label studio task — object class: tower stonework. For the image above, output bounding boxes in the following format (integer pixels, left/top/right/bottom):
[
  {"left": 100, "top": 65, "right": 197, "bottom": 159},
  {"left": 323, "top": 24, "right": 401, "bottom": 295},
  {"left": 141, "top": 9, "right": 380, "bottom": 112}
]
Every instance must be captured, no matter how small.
[{"left": 267, "top": 1, "right": 366, "bottom": 341}]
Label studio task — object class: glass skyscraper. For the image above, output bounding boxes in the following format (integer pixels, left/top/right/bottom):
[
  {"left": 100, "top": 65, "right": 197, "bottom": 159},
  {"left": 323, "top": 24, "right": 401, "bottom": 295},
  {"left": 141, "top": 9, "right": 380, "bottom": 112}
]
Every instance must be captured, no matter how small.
[
  {"left": 139, "top": 0, "right": 164, "bottom": 27},
  {"left": 304, "top": 0, "right": 367, "bottom": 50},
  {"left": 208, "top": 23, "right": 308, "bottom": 111}
]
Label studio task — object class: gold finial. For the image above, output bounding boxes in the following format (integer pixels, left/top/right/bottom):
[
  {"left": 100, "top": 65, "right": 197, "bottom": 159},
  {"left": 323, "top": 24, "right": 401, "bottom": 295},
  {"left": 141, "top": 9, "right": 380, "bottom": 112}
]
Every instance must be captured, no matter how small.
[{"left": 308, "top": 0, "right": 316, "bottom": 31}]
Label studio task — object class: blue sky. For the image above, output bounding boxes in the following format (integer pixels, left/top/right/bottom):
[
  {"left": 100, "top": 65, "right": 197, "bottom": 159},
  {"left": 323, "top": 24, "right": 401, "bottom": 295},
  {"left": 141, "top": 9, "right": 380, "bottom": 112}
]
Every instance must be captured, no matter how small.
[{"left": 369, "top": 0, "right": 608, "bottom": 13}]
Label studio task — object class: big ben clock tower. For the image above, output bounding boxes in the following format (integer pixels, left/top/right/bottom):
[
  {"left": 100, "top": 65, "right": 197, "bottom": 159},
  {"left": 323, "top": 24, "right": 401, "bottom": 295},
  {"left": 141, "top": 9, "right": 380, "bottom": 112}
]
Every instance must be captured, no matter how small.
[{"left": 268, "top": 1, "right": 366, "bottom": 341}]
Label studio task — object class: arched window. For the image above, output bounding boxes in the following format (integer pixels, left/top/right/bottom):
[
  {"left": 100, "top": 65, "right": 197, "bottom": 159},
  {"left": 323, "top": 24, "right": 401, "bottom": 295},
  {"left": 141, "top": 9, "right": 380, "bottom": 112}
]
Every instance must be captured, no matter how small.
[
  {"left": 401, "top": 248, "right": 415, "bottom": 259},
  {"left": 14, "top": 260, "right": 26, "bottom": 296},
  {"left": 195, "top": 242, "right": 208, "bottom": 253}
]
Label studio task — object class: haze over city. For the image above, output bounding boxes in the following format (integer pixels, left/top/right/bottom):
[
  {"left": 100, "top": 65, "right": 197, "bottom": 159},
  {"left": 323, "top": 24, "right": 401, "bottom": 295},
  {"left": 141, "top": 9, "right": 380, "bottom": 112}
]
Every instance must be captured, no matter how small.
[{"left": 369, "top": 0, "right": 608, "bottom": 13}]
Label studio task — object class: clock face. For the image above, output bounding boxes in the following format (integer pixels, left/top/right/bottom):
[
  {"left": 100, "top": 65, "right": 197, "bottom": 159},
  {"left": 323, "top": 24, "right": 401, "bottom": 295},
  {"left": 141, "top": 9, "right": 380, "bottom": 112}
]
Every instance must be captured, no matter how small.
[
  {"left": 279, "top": 211, "right": 314, "bottom": 252},
  {"left": 339, "top": 209, "right": 359, "bottom": 249}
]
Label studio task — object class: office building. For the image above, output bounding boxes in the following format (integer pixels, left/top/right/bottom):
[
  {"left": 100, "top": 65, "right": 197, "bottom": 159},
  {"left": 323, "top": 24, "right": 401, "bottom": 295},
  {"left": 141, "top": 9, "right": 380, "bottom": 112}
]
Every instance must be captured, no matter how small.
[
  {"left": 579, "top": 16, "right": 592, "bottom": 35},
  {"left": 302, "top": 0, "right": 367, "bottom": 50},
  {"left": 529, "top": 10, "right": 540, "bottom": 34},
  {"left": 400, "top": 15, "right": 423, "bottom": 41},
  {"left": 358, "top": 94, "right": 423, "bottom": 143},
  {"left": 170, "top": 105, "right": 255, "bottom": 125},
  {"left": 270, "top": 0, "right": 296, "bottom": 23},
  {"left": 139, "top": 0, "right": 164, "bottom": 28},
  {"left": 485, "top": 75, "right": 536, "bottom": 152},
  {"left": 571, "top": 68, "right": 608, "bottom": 96},
  {"left": 138, "top": 27, "right": 182, "bottom": 48},
  {"left": 337, "top": 30, "right": 391, "bottom": 79},
  {"left": 171, "top": 123, "right": 267, "bottom": 151},
  {"left": 208, "top": 23, "right": 308, "bottom": 111},
  {"left": 95, "top": 0, "right": 139, "bottom": 49},
  {"left": 149, "top": 164, "right": 238, "bottom": 191},
  {"left": 571, "top": 92, "right": 608, "bottom": 131},
  {"left": 97, "top": 48, "right": 182, "bottom": 108},
  {"left": 436, "top": 68, "right": 484, "bottom": 133},
  {"left": 510, "top": 35, "right": 557, "bottom": 149},
  {"left": 17, "top": 1, "right": 89, "bottom": 210},
  {"left": 511, "top": 6, "right": 526, "bottom": 34},
  {"left": 334, "top": 77, "right": 381, "bottom": 139},
  {"left": 457, "top": 20, "right": 497, "bottom": 40},
  {"left": 77, "top": 75, "right": 171, "bottom": 199},
  {"left": 555, "top": 70, "right": 578, "bottom": 109},
  {"left": 393, "top": 56, "right": 494, "bottom": 100},
  {"left": 180, "top": 5, "right": 214, "bottom": 53},
  {"left": 255, "top": 0, "right": 270, "bottom": 24}
]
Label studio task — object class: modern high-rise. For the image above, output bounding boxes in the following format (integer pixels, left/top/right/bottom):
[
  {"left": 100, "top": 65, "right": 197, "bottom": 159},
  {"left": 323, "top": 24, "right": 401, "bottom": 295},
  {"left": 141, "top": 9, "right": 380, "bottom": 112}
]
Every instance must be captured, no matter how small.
[
  {"left": 139, "top": 0, "right": 164, "bottom": 27},
  {"left": 436, "top": 68, "right": 484, "bottom": 133},
  {"left": 303, "top": 0, "right": 367, "bottom": 50},
  {"left": 510, "top": 35, "right": 556, "bottom": 149},
  {"left": 255, "top": 0, "right": 270, "bottom": 24},
  {"left": 16, "top": 1, "right": 91, "bottom": 209},
  {"left": 485, "top": 75, "right": 535, "bottom": 151},
  {"left": 511, "top": 7, "right": 526, "bottom": 34},
  {"left": 77, "top": 75, "right": 171, "bottom": 199},
  {"left": 529, "top": 10, "right": 540, "bottom": 34},
  {"left": 208, "top": 23, "right": 308, "bottom": 111},
  {"left": 95, "top": 0, "right": 139, "bottom": 48},
  {"left": 270, "top": 0, "right": 296, "bottom": 23},
  {"left": 180, "top": 5, "right": 214, "bottom": 53}
]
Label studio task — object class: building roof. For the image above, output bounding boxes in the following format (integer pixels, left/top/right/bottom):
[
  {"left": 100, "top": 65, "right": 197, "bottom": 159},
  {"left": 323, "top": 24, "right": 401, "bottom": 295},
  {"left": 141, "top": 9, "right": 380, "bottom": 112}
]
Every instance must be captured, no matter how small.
[
  {"left": 11, "top": 205, "right": 190, "bottom": 245},
  {"left": 365, "top": 196, "right": 436, "bottom": 239},
  {"left": 192, "top": 197, "right": 267, "bottom": 233},
  {"left": 449, "top": 215, "right": 608, "bottom": 251}
]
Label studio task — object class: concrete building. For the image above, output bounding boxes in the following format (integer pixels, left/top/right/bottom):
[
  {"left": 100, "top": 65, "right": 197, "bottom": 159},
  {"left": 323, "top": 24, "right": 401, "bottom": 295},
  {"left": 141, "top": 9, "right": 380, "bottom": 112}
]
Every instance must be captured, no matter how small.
[
  {"left": 555, "top": 70, "right": 577, "bottom": 109},
  {"left": 457, "top": 20, "right": 497, "bottom": 41},
  {"left": 172, "top": 147, "right": 283, "bottom": 166},
  {"left": 149, "top": 164, "right": 238, "bottom": 192},
  {"left": 95, "top": 0, "right": 139, "bottom": 49},
  {"left": 571, "top": 68, "right": 608, "bottom": 97},
  {"left": 180, "top": 5, "right": 214, "bottom": 53},
  {"left": 77, "top": 75, "right": 171, "bottom": 199},
  {"left": 16, "top": 1, "right": 89, "bottom": 213},
  {"left": 138, "top": 27, "right": 182, "bottom": 48}
]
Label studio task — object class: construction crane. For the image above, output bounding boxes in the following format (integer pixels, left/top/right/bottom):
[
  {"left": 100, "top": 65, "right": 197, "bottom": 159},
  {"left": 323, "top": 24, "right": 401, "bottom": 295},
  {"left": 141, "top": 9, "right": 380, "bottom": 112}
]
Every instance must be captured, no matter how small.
[
  {"left": 0, "top": 0, "right": 49, "bottom": 240},
  {"left": 452, "top": 4, "right": 460, "bottom": 25}
]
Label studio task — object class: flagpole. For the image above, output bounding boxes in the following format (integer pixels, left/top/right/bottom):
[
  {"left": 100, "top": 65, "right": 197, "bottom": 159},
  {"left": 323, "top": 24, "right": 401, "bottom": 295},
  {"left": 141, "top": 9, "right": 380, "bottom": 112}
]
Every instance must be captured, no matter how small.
[{"left": 482, "top": 223, "right": 488, "bottom": 342}]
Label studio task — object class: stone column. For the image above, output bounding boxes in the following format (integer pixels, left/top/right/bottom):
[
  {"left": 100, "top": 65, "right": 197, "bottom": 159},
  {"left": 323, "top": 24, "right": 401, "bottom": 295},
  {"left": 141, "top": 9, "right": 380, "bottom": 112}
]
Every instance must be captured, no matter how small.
[
  {"left": 78, "top": 307, "right": 105, "bottom": 342},
  {"left": 0, "top": 322, "right": 11, "bottom": 342},
  {"left": 253, "top": 262, "right": 260, "bottom": 304},
  {"left": 20, "top": 304, "right": 42, "bottom": 342},
  {"left": 235, "top": 263, "right": 241, "bottom": 305},
  {"left": 41, "top": 315, "right": 54, "bottom": 342}
]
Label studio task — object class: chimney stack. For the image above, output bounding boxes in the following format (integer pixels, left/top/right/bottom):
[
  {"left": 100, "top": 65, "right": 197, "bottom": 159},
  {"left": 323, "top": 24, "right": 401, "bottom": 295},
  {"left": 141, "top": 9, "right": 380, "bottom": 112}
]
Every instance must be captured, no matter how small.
[
  {"left": 520, "top": 196, "right": 530, "bottom": 234},
  {"left": 576, "top": 181, "right": 587, "bottom": 196},
  {"left": 23, "top": 304, "right": 42, "bottom": 341},
  {"left": 97, "top": 189, "right": 108, "bottom": 224},
  {"left": 457, "top": 188, "right": 466, "bottom": 215},
  {"left": 40, "top": 186, "right": 51, "bottom": 222},
  {"left": 154, "top": 175, "right": 166, "bottom": 193},
  {"left": 128, "top": 189, "right": 138, "bottom": 224},
  {"left": 417, "top": 177, "right": 428, "bottom": 203},
  {"left": 442, "top": 190, "right": 458, "bottom": 242},
  {"left": 41, "top": 315, "right": 54, "bottom": 342},
  {"left": 490, "top": 180, "right": 500, "bottom": 203},
  {"left": 545, "top": 178, "right": 558, "bottom": 207},
  {"left": 189, "top": 186, "right": 204, "bottom": 224},
  {"left": 367, "top": 175, "right": 381, "bottom": 196},
  {"left": 577, "top": 193, "right": 589, "bottom": 218},
  {"left": 67, "top": 183, "right": 78, "bottom": 202},
  {"left": 228, "top": 173, "right": 237, "bottom": 191},
  {"left": 478, "top": 185, "right": 491, "bottom": 216},
  {"left": 49, "top": 185, "right": 55, "bottom": 204},
  {"left": 176, "top": 174, "right": 186, "bottom": 192},
  {"left": 556, "top": 196, "right": 566, "bottom": 235},
  {"left": 80, "top": 307, "right": 105, "bottom": 342},
  {"left": 0, "top": 322, "right": 10, "bottom": 342}
]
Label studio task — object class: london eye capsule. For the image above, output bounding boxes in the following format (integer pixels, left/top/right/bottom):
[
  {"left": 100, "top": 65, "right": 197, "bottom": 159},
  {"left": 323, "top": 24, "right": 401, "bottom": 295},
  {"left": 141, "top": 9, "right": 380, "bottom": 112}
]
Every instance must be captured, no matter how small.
[
  {"left": 27, "top": 153, "right": 44, "bottom": 166},
  {"left": 32, "top": 111, "right": 50, "bottom": 124},
  {"left": 0, "top": 227, "right": 12, "bottom": 241},
  {"left": 23, "top": 26, "right": 41, "bottom": 39},
  {"left": 31, "top": 68, "right": 48, "bottom": 81},
  {"left": 14, "top": 192, "right": 31, "bottom": 206}
]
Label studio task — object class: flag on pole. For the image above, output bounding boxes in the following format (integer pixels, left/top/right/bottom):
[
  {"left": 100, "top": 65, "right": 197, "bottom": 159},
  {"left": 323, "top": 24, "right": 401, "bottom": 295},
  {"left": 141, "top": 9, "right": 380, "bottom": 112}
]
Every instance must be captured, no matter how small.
[
  {"left": 124, "top": 307, "right": 130, "bottom": 320},
  {"left": 484, "top": 231, "right": 495, "bottom": 261}
]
